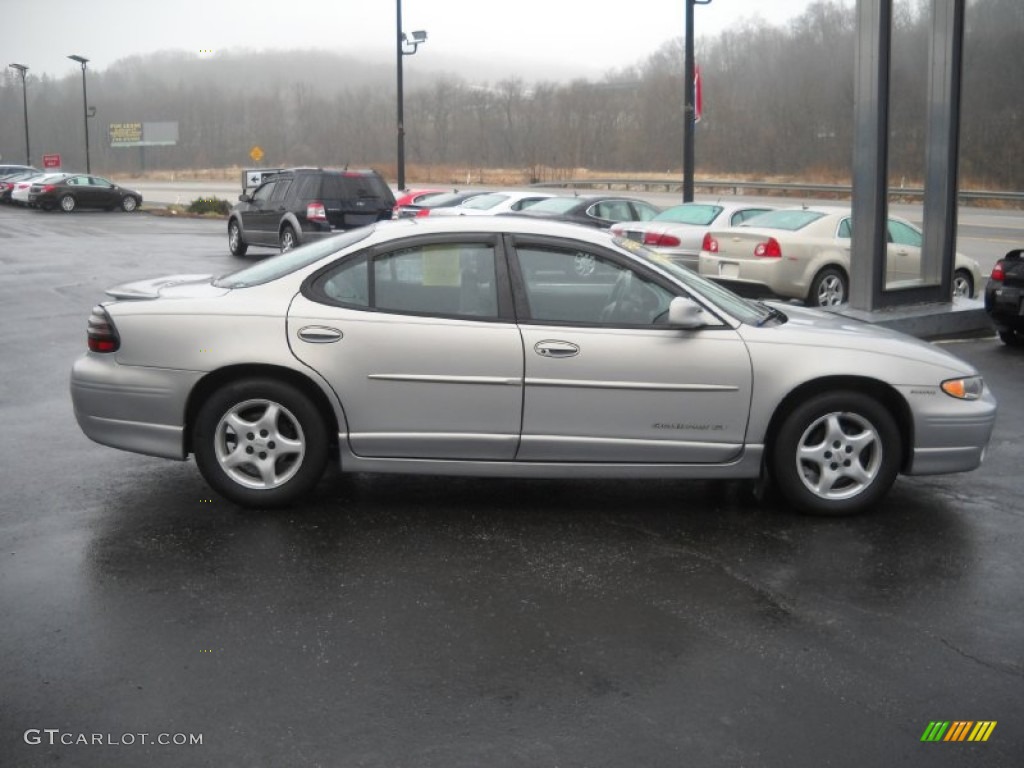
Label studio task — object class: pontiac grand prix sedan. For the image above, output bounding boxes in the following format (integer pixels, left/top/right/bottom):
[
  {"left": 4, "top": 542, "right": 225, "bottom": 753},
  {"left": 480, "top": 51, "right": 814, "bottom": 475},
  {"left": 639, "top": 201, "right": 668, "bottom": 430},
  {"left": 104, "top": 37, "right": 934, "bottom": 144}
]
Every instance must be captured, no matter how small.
[{"left": 70, "top": 217, "right": 996, "bottom": 516}]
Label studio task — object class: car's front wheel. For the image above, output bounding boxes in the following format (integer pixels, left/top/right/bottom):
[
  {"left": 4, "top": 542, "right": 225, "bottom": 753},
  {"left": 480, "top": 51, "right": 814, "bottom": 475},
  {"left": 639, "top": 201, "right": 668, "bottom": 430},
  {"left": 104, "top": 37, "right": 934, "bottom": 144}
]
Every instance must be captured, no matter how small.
[
  {"left": 121, "top": 195, "right": 138, "bottom": 212},
  {"left": 280, "top": 224, "right": 297, "bottom": 253},
  {"left": 808, "top": 267, "right": 848, "bottom": 307},
  {"left": 770, "top": 391, "right": 901, "bottom": 515},
  {"left": 60, "top": 194, "right": 76, "bottom": 213},
  {"left": 193, "top": 379, "right": 328, "bottom": 508},
  {"left": 228, "top": 219, "right": 248, "bottom": 256}
]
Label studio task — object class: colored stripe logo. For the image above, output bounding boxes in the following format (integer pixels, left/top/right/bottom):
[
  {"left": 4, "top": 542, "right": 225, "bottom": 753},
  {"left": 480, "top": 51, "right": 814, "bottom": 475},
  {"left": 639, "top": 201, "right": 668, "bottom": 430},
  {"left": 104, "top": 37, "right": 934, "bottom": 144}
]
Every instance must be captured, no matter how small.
[{"left": 921, "top": 721, "right": 997, "bottom": 742}]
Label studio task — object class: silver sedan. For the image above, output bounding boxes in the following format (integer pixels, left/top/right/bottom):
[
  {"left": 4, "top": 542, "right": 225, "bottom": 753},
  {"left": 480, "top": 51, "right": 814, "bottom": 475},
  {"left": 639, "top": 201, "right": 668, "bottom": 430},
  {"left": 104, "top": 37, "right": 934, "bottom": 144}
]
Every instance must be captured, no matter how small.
[
  {"left": 610, "top": 201, "right": 775, "bottom": 271},
  {"left": 71, "top": 217, "right": 996, "bottom": 515}
]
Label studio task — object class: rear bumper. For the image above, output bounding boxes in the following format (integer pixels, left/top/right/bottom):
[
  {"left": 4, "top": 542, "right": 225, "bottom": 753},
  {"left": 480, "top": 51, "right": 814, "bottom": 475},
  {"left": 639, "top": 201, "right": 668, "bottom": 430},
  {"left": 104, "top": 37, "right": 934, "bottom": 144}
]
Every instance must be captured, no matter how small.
[
  {"left": 70, "top": 353, "right": 201, "bottom": 460},
  {"left": 984, "top": 284, "right": 1024, "bottom": 331}
]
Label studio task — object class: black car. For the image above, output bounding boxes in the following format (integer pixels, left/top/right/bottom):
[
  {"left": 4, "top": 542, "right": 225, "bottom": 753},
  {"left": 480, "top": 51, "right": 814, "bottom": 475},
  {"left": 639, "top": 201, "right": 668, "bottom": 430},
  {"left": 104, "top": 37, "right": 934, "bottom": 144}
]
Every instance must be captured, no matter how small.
[
  {"left": 228, "top": 168, "right": 395, "bottom": 255},
  {"left": 29, "top": 174, "right": 142, "bottom": 212},
  {"left": 985, "top": 248, "right": 1024, "bottom": 346},
  {"left": 504, "top": 194, "right": 661, "bottom": 229}
]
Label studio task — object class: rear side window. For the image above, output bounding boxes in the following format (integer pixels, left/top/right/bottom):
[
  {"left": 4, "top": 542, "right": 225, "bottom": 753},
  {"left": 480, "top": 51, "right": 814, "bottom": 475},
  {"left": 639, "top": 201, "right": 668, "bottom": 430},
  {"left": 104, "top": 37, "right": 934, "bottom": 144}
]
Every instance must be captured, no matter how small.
[
  {"left": 294, "top": 175, "right": 320, "bottom": 199},
  {"left": 740, "top": 209, "right": 825, "bottom": 231},
  {"left": 321, "top": 174, "right": 390, "bottom": 201},
  {"left": 313, "top": 242, "right": 499, "bottom": 319}
]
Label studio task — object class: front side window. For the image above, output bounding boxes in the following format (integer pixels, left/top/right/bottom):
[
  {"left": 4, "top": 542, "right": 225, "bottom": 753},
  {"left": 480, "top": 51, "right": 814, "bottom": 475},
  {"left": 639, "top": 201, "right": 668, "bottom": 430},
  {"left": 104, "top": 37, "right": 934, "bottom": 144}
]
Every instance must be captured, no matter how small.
[
  {"left": 251, "top": 181, "right": 276, "bottom": 204},
  {"left": 516, "top": 246, "right": 673, "bottom": 326}
]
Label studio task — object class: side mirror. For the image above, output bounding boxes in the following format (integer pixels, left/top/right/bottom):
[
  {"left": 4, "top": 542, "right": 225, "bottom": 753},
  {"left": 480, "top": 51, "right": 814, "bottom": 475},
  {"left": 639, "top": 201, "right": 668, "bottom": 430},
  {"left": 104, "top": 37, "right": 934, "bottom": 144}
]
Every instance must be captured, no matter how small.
[
  {"left": 667, "top": 296, "right": 707, "bottom": 329},
  {"left": 238, "top": 193, "right": 251, "bottom": 203}
]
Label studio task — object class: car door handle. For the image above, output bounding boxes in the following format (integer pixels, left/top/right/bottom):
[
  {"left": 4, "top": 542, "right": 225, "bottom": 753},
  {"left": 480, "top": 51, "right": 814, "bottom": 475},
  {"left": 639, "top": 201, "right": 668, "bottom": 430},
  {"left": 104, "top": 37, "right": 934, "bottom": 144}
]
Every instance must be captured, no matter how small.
[
  {"left": 534, "top": 341, "right": 579, "bottom": 358},
  {"left": 297, "top": 326, "right": 343, "bottom": 343}
]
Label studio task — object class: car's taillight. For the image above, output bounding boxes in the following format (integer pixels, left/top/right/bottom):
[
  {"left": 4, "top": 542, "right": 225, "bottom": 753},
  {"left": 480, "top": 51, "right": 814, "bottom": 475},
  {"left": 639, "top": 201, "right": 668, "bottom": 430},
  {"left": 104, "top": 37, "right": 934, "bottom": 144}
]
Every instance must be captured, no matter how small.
[
  {"left": 415, "top": 208, "right": 431, "bottom": 218},
  {"left": 87, "top": 305, "right": 120, "bottom": 353},
  {"left": 306, "top": 201, "right": 327, "bottom": 222},
  {"left": 754, "top": 237, "right": 782, "bottom": 258},
  {"left": 643, "top": 232, "right": 682, "bottom": 247},
  {"left": 609, "top": 224, "right": 625, "bottom": 235},
  {"left": 42, "top": 185, "right": 56, "bottom": 193},
  {"left": 990, "top": 261, "right": 1005, "bottom": 282},
  {"left": 702, "top": 233, "right": 719, "bottom": 253}
]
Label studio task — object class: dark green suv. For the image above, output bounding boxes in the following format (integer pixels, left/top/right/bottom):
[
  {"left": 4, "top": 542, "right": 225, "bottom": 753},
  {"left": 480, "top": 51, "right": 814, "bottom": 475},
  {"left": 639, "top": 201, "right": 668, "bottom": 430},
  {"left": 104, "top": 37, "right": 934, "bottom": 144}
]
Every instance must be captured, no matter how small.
[{"left": 228, "top": 168, "right": 395, "bottom": 256}]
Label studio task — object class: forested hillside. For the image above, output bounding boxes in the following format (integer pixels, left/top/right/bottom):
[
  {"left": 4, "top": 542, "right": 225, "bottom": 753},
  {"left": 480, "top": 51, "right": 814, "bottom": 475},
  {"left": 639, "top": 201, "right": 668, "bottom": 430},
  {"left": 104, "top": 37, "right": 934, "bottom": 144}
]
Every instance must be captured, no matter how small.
[{"left": 1, "top": 0, "right": 1020, "bottom": 188}]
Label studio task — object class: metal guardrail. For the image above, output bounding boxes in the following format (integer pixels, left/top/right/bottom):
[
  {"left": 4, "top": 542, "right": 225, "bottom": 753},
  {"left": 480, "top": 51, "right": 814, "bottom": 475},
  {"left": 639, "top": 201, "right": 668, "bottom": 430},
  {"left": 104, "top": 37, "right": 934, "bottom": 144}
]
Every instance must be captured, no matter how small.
[{"left": 531, "top": 178, "right": 1024, "bottom": 204}]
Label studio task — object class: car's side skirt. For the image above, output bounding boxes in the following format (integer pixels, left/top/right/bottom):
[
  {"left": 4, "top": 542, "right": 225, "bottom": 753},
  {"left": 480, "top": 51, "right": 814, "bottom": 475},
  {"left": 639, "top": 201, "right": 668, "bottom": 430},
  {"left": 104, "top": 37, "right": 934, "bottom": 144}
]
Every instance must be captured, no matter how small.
[{"left": 336, "top": 439, "right": 764, "bottom": 479}]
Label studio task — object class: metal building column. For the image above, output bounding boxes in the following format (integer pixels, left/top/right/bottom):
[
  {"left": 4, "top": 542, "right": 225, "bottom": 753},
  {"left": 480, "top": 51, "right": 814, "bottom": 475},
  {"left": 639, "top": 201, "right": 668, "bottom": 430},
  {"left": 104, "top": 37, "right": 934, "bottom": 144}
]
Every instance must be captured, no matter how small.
[
  {"left": 850, "top": 0, "right": 892, "bottom": 311},
  {"left": 921, "top": 0, "right": 965, "bottom": 297}
]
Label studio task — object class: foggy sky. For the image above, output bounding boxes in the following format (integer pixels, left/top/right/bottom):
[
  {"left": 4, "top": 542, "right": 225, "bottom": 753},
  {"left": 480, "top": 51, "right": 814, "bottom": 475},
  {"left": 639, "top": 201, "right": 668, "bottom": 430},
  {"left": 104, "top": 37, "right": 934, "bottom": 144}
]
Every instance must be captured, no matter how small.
[{"left": 6, "top": 0, "right": 824, "bottom": 81}]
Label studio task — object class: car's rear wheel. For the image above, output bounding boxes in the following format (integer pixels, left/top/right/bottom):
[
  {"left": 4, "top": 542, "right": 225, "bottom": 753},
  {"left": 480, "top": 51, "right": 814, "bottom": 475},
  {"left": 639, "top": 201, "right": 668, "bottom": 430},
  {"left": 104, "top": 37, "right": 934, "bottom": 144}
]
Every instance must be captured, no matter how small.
[
  {"left": 121, "top": 195, "right": 138, "bottom": 212},
  {"left": 228, "top": 220, "right": 248, "bottom": 256},
  {"left": 771, "top": 391, "right": 901, "bottom": 516},
  {"left": 193, "top": 379, "right": 328, "bottom": 508},
  {"left": 998, "top": 329, "right": 1022, "bottom": 346},
  {"left": 808, "top": 267, "right": 847, "bottom": 306},
  {"left": 952, "top": 269, "right": 973, "bottom": 299},
  {"left": 60, "top": 194, "right": 76, "bottom": 213},
  {"left": 280, "top": 224, "right": 297, "bottom": 253}
]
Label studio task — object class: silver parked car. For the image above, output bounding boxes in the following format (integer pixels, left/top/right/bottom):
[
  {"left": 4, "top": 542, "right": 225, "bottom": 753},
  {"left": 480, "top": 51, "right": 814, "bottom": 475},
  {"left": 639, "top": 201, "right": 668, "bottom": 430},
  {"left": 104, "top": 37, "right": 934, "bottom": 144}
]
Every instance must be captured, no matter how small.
[
  {"left": 610, "top": 201, "right": 776, "bottom": 271},
  {"left": 71, "top": 218, "right": 996, "bottom": 515}
]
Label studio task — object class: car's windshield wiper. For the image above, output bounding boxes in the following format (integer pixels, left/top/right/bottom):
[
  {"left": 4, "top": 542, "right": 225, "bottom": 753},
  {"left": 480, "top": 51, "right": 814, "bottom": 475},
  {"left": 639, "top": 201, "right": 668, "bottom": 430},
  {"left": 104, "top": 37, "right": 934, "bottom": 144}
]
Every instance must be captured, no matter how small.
[{"left": 755, "top": 302, "right": 788, "bottom": 326}]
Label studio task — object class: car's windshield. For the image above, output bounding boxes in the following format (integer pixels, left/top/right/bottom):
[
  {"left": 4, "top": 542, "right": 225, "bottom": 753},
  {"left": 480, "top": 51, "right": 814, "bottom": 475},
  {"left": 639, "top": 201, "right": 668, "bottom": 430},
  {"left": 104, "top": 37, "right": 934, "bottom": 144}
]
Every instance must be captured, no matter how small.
[
  {"left": 739, "top": 209, "right": 825, "bottom": 231},
  {"left": 653, "top": 204, "right": 722, "bottom": 226},
  {"left": 215, "top": 226, "right": 376, "bottom": 288},
  {"left": 614, "top": 237, "right": 771, "bottom": 325}
]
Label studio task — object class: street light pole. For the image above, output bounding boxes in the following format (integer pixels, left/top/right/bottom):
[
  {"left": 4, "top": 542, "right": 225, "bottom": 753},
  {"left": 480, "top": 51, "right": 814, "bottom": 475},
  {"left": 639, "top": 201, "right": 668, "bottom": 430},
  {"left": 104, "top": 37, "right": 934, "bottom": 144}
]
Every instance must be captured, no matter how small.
[
  {"left": 9, "top": 64, "right": 30, "bottom": 166},
  {"left": 68, "top": 54, "right": 91, "bottom": 173},
  {"left": 396, "top": 0, "right": 427, "bottom": 191},
  {"left": 683, "top": 0, "right": 712, "bottom": 202}
]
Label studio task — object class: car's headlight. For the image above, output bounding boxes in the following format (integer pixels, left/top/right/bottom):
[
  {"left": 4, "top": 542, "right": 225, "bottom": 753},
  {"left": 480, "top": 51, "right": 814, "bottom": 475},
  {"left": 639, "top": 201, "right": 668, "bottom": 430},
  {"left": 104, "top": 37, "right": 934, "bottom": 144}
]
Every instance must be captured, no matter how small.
[{"left": 940, "top": 376, "right": 984, "bottom": 400}]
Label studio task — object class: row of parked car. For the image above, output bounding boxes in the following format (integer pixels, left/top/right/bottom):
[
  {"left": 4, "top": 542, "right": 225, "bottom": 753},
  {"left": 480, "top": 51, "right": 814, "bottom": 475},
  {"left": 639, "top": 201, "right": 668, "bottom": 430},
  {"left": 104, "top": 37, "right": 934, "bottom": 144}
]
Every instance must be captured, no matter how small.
[
  {"left": 0, "top": 164, "right": 143, "bottom": 212},
  {"left": 226, "top": 167, "right": 986, "bottom": 311}
]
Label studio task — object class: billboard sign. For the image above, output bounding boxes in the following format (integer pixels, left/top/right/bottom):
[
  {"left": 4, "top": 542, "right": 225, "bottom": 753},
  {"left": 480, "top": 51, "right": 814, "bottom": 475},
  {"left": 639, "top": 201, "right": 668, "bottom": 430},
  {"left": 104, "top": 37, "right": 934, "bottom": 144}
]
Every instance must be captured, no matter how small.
[{"left": 109, "top": 122, "right": 178, "bottom": 147}]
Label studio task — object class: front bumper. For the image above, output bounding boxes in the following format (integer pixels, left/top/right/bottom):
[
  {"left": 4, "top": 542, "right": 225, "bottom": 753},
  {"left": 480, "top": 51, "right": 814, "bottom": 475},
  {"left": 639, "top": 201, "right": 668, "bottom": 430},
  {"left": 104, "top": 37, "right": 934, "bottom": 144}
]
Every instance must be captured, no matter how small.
[
  {"left": 70, "top": 353, "right": 203, "bottom": 460},
  {"left": 900, "top": 385, "right": 998, "bottom": 475}
]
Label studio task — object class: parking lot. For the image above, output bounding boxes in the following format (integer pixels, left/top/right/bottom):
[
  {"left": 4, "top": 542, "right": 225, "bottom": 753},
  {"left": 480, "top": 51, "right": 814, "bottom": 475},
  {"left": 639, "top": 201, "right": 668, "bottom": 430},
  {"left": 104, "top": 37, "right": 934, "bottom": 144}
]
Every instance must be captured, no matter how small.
[{"left": 1, "top": 205, "right": 1022, "bottom": 766}]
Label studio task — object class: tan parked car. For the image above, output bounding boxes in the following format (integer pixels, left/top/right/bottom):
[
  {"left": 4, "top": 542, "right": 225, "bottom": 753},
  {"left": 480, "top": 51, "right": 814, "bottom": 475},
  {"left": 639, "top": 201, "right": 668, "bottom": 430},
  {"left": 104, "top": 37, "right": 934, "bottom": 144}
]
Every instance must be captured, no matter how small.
[{"left": 698, "top": 206, "right": 982, "bottom": 306}]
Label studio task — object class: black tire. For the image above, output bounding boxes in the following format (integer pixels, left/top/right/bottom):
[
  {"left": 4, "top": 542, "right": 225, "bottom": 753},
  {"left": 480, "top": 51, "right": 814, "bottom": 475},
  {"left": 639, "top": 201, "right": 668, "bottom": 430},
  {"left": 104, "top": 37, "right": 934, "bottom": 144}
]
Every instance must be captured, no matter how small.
[
  {"left": 279, "top": 224, "right": 297, "bottom": 253},
  {"left": 998, "top": 329, "right": 1023, "bottom": 347},
  {"left": 770, "top": 391, "right": 901, "bottom": 516},
  {"left": 60, "top": 194, "right": 76, "bottom": 213},
  {"left": 121, "top": 195, "right": 138, "bottom": 212},
  {"left": 808, "top": 266, "right": 848, "bottom": 307},
  {"left": 228, "top": 219, "right": 248, "bottom": 256},
  {"left": 193, "top": 378, "right": 328, "bottom": 508},
  {"left": 952, "top": 269, "right": 973, "bottom": 299}
]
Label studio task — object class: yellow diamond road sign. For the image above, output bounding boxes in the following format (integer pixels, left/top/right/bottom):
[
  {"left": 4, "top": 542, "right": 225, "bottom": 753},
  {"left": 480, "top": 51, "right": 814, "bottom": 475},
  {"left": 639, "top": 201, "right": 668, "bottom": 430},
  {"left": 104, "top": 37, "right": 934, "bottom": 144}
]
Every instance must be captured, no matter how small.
[{"left": 249, "top": 145, "right": 264, "bottom": 163}]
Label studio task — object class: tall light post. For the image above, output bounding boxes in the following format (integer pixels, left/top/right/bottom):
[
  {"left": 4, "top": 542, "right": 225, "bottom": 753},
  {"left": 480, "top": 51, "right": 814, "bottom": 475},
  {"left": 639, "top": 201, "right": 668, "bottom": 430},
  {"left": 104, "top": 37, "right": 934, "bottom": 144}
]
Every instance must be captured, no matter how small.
[
  {"left": 68, "top": 54, "right": 91, "bottom": 173},
  {"left": 8, "top": 64, "right": 30, "bottom": 165},
  {"left": 683, "top": 0, "right": 712, "bottom": 202},
  {"left": 396, "top": 0, "right": 427, "bottom": 191}
]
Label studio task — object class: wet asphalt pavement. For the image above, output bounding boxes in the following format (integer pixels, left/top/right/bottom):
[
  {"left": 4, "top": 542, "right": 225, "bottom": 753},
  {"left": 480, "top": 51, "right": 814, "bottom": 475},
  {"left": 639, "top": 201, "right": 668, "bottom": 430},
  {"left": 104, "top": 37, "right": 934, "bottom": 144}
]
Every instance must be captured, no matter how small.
[{"left": 1, "top": 207, "right": 1021, "bottom": 767}]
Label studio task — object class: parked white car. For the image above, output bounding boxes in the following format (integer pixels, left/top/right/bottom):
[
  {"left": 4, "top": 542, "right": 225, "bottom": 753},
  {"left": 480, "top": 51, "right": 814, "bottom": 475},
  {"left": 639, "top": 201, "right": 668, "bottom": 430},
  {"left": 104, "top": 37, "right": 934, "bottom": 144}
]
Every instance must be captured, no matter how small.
[{"left": 428, "top": 190, "right": 555, "bottom": 217}]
